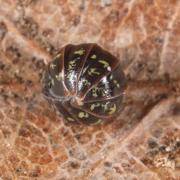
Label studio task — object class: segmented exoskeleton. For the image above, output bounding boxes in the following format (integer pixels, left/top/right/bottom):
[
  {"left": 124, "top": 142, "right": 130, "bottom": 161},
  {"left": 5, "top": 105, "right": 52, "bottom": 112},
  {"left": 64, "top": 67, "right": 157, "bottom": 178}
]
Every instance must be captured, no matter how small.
[{"left": 42, "top": 43, "right": 126, "bottom": 125}]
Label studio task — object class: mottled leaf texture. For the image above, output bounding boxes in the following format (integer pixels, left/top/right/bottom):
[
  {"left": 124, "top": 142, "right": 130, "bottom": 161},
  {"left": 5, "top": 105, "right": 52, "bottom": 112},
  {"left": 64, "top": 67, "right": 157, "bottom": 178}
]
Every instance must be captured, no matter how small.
[{"left": 0, "top": 0, "right": 179, "bottom": 179}]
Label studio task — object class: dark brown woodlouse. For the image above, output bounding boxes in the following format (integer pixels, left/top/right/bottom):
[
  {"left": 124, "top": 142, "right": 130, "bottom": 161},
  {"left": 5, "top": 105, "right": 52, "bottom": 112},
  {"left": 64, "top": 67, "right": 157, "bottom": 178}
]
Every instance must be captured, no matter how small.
[{"left": 42, "top": 43, "right": 126, "bottom": 125}]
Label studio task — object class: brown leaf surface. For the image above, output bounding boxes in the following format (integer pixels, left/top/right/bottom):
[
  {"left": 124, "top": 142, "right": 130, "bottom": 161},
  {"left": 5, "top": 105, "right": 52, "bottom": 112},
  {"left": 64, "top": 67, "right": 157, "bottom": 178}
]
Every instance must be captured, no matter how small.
[{"left": 0, "top": 0, "right": 180, "bottom": 179}]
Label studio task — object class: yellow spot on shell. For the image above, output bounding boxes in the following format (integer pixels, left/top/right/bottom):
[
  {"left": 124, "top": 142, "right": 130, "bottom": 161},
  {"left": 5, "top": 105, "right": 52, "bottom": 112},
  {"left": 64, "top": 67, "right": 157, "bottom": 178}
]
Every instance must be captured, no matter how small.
[
  {"left": 113, "top": 80, "right": 120, "bottom": 88},
  {"left": 55, "top": 73, "right": 62, "bottom": 81},
  {"left": 83, "top": 79, "right": 91, "bottom": 86},
  {"left": 101, "top": 102, "right": 110, "bottom": 112},
  {"left": 74, "top": 49, "right": 85, "bottom": 55},
  {"left": 68, "top": 60, "right": 76, "bottom": 71},
  {"left": 69, "top": 60, "right": 76, "bottom": 65},
  {"left": 91, "top": 54, "right": 97, "bottom": 59},
  {"left": 88, "top": 68, "right": 100, "bottom": 76},
  {"left": 92, "top": 87, "right": 99, "bottom": 97},
  {"left": 50, "top": 63, "right": 56, "bottom": 69},
  {"left": 78, "top": 112, "right": 89, "bottom": 118},
  {"left": 92, "top": 119, "right": 102, "bottom": 125},
  {"left": 90, "top": 103, "right": 100, "bottom": 111},
  {"left": 67, "top": 117, "right": 75, "bottom": 122},
  {"left": 99, "top": 60, "right": 110, "bottom": 68},
  {"left": 109, "top": 104, "right": 116, "bottom": 115},
  {"left": 90, "top": 104, "right": 95, "bottom": 110}
]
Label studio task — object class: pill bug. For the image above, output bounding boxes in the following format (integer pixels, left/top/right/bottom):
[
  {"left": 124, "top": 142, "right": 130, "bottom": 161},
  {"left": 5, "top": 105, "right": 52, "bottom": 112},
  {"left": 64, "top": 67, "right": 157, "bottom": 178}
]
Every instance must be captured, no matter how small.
[{"left": 42, "top": 43, "right": 126, "bottom": 125}]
